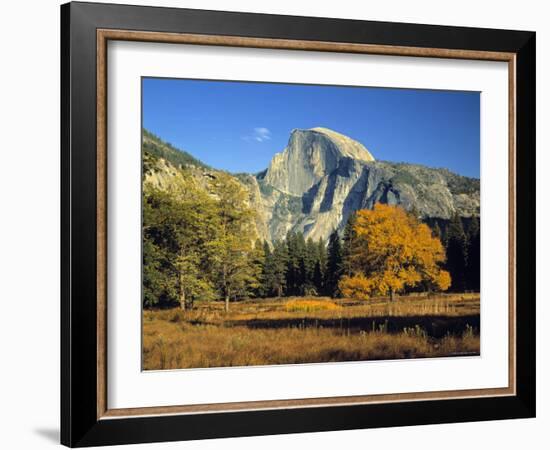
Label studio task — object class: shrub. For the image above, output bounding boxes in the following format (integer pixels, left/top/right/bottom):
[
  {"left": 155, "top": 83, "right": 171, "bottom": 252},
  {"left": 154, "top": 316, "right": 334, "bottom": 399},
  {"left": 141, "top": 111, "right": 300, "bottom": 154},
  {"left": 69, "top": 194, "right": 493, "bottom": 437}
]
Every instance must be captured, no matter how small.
[{"left": 284, "top": 299, "right": 340, "bottom": 312}]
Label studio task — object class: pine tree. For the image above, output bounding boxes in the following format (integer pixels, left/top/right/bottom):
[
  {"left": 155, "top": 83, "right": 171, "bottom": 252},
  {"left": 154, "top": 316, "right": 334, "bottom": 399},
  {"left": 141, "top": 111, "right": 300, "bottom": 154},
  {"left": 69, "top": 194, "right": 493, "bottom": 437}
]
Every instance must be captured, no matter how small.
[
  {"left": 326, "top": 230, "right": 343, "bottom": 297},
  {"left": 445, "top": 213, "right": 468, "bottom": 292},
  {"left": 342, "top": 213, "right": 357, "bottom": 277},
  {"left": 313, "top": 238, "right": 327, "bottom": 294},
  {"left": 285, "top": 231, "right": 298, "bottom": 295},
  {"left": 433, "top": 221, "right": 442, "bottom": 240},
  {"left": 466, "top": 217, "right": 480, "bottom": 292},
  {"left": 295, "top": 232, "right": 307, "bottom": 293},
  {"left": 303, "top": 238, "right": 319, "bottom": 295},
  {"left": 271, "top": 240, "right": 288, "bottom": 297},
  {"left": 467, "top": 216, "right": 480, "bottom": 240},
  {"left": 261, "top": 241, "right": 275, "bottom": 297},
  {"left": 317, "top": 238, "right": 327, "bottom": 269},
  {"left": 248, "top": 239, "right": 266, "bottom": 297}
]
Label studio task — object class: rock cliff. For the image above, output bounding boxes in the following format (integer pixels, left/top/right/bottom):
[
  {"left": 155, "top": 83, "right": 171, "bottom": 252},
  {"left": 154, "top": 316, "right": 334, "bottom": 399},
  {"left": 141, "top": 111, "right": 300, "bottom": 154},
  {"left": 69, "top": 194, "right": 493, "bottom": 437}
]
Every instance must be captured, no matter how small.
[{"left": 264, "top": 127, "right": 375, "bottom": 196}]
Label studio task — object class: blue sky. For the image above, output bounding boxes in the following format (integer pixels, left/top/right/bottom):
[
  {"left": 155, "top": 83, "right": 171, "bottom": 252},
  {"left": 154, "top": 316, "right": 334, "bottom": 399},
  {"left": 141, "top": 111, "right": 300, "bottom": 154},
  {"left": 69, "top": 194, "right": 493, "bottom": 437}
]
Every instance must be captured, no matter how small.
[{"left": 142, "top": 78, "right": 480, "bottom": 178}]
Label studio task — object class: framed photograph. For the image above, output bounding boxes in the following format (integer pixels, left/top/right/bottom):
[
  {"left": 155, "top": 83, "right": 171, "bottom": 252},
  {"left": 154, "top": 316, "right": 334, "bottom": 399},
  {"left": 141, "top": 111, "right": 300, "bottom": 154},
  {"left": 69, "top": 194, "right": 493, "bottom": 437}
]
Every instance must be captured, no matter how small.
[{"left": 61, "top": 1, "right": 535, "bottom": 447}]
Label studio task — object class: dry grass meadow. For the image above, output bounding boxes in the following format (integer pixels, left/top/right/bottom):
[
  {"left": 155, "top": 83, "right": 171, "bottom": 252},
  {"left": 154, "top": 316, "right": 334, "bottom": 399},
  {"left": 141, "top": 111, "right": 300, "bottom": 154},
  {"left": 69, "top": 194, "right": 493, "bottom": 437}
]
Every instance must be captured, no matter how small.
[{"left": 142, "top": 293, "right": 480, "bottom": 370}]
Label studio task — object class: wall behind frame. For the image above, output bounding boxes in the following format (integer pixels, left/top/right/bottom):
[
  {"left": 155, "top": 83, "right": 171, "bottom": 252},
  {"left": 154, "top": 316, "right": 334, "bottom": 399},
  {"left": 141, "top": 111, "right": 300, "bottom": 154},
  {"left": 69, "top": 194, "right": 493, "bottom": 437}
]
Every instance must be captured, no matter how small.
[{"left": 0, "top": 0, "right": 545, "bottom": 449}]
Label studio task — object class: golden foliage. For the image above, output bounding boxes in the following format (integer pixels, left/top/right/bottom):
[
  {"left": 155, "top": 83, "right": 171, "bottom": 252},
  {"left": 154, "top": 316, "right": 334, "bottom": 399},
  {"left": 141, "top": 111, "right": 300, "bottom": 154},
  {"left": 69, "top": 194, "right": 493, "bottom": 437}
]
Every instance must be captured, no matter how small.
[
  {"left": 339, "top": 204, "right": 451, "bottom": 299},
  {"left": 284, "top": 299, "right": 340, "bottom": 312},
  {"left": 436, "top": 270, "right": 452, "bottom": 292},
  {"left": 339, "top": 273, "right": 373, "bottom": 301}
]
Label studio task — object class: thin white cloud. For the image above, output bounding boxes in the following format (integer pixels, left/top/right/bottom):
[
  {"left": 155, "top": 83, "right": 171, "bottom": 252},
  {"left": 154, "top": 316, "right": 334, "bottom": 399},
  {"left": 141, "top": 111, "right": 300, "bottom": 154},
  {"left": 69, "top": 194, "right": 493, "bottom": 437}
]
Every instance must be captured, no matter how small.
[{"left": 242, "top": 127, "right": 272, "bottom": 142}]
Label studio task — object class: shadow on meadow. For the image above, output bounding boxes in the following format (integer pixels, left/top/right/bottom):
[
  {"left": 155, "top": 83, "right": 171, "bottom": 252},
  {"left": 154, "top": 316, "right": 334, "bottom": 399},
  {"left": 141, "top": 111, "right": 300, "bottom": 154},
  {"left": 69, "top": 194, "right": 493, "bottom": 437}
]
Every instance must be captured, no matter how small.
[
  {"left": 224, "top": 314, "right": 480, "bottom": 339},
  {"left": 142, "top": 294, "right": 480, "bottom": 370}
]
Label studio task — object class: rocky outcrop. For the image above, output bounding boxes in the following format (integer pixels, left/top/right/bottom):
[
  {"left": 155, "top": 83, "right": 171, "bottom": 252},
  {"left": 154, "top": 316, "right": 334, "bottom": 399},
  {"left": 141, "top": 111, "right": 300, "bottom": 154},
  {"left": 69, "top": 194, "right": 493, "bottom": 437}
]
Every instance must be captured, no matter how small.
[
  {"left": 264, "top": 128, "right": 375, "bottom": 196},
  {"left": 255, "top": 128, "right": 479, "bottom": 243}
]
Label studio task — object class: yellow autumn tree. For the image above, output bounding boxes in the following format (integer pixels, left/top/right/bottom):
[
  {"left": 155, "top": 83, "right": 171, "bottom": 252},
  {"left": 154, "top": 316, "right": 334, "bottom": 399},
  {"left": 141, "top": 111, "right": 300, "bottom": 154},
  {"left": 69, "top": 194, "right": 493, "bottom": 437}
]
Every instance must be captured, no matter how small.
[{"left": 339, "top": 204, "right": 451, "bottom": 300}]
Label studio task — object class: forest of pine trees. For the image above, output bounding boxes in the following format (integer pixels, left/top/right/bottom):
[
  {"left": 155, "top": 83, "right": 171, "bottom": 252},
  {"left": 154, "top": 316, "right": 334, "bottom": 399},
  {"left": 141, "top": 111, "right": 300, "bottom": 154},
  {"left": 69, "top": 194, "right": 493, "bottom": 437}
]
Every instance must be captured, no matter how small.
[{"left": 444, "top": 213, "right": 480, "bottom": 293}]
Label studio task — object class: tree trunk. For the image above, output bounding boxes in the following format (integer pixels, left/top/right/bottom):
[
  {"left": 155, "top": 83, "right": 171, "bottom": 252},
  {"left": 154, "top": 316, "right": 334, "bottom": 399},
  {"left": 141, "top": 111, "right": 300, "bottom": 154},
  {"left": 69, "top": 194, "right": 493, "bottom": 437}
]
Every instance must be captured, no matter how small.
[
  {"left": 225, "top": 294, "right": 230, "bottom": 313},
  {"left": 390, "top": 288, "right": 395, "bottom": 302}
]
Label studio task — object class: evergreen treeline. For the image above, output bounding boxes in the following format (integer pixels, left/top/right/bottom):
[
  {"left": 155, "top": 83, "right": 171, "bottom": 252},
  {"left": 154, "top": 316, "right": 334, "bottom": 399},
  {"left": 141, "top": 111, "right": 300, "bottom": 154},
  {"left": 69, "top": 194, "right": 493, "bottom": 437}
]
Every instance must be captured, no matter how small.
[
  {"left": 443, "top": 213, "right": 480, "bottom": 293},
  {"left": 259, "top": 231, "right": 334, "bottom": 298}
]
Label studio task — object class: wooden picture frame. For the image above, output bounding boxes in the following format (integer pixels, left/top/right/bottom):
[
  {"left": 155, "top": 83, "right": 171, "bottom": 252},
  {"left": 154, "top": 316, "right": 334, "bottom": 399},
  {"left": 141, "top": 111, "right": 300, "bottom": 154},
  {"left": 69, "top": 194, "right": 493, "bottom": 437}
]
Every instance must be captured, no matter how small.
[{"left": 61, "top": 1, "right": 535, "bottom": 447}]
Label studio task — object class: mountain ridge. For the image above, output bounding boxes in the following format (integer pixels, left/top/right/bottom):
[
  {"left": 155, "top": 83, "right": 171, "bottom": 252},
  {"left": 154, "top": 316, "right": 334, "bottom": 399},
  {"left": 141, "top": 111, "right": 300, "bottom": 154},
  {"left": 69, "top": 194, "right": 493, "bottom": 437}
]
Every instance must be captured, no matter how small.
[{"left": 142, "top": 127, "right": 479, "bottom": 243}]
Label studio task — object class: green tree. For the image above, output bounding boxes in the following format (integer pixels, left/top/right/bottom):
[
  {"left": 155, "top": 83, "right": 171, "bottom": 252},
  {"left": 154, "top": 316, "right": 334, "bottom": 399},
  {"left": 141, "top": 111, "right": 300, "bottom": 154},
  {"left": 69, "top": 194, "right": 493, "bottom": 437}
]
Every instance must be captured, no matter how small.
[
  {"left": 313, "top": 238, "right": 327, "bottom": 294},
  {"left": 142, "top": 235, "right": 168, "bottom": 308},
  {"left": 466, "top": 217, "right": 480, "bottom": 292},
  {"left": 342, "top": 213, "right": 357, "bottom": 277},
  {"left": 285, "top": 231, "right": 309, "bottom": 295},
  {"left": 432, "top": 221, "right": 442, "bottom": 240},
  {"left": 249, "top": 239, "right": 266, "bottom": 297},
  {"left": 211, "top": 173, "right": 258, "bottom": 311},
  {"left": 143, "top": 187, "right": 177, "bottom": 308},
  {"left": 142, "top": 180, "right": 219, "bottom": 309},
  {"left": 467, "top": 216, "right": 479, "bottom": 239},
  {"left": 296, "top": 232, "right": 307, "bottom": 292},
  {"left": 285, "top": 232, "right": 298, "bottom": 295},
  {"left": 445, "top": 213, "right": 468, "bottom": 292},
  {"left": 326, "top": 230, "right": 343, "bottom": 297},
  {"left": 171, "top": 184, "right": 219, "bottom": 309},
  {"left": 271, "top": 240, "right": 288, "bottom": 297},
  {"left": 174, "top": 250, "right": 215, "bottom": 310},
  {"left": 303, "top": 237, "right": 318, "bottom": 295},
  {"left": 261, "top": 241, "right": 275, "bottom": 297}
]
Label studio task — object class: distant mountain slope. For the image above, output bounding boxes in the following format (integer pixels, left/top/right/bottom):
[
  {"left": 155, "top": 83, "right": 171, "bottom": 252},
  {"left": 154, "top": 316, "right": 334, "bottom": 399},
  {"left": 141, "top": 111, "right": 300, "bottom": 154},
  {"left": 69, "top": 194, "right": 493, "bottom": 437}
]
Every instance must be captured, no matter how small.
[
  {"left": 142, "top": 129, "right": 211, "bottom": 171},
  {"left": 142, "top": 128, "right": 480, "bottom": 244}
]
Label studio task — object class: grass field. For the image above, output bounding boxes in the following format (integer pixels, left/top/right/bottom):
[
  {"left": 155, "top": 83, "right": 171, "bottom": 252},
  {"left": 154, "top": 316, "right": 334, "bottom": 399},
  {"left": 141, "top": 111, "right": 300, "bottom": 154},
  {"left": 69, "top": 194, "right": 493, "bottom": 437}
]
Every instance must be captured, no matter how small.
[{"left": 142, "top": 293, "right": 480, "bottom": 370}]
